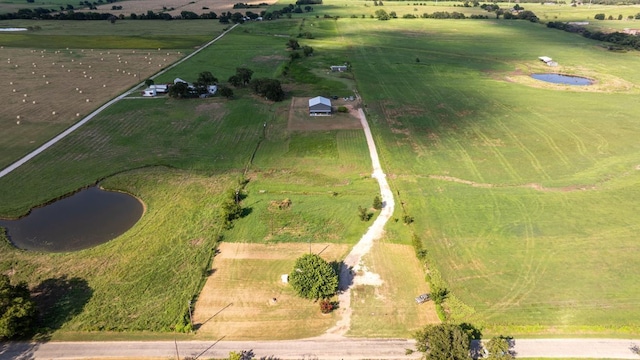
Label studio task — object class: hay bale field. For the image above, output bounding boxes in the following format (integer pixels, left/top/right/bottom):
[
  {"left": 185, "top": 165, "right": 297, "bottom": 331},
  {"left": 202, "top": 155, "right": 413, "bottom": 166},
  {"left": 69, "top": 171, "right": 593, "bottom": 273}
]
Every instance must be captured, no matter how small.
[
  {"left": 0, "top": 48, "right": 182, "bottom": 167},
  {"left": 193, "top": 242, "right": 350, "bottom": 340}
]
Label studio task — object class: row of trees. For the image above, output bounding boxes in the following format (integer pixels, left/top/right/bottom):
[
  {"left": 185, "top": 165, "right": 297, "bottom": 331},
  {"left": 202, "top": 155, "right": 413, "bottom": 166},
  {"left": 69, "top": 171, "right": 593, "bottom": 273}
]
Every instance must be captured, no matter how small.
[{"left": 547, "top": 21, "right": 640, "bottom": 50}]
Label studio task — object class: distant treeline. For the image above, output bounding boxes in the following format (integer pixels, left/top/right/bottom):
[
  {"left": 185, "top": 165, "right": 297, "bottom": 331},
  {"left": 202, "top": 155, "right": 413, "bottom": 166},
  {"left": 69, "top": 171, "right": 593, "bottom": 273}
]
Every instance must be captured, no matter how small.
[
  {"left": 372, "top": 0, "right": 640, "bottom": 3},
  {"left": 0, "top": 2, "right": 308, "bottom": 21},
  {"left": 547, "top": 21, "right": 640, "bottom": 50},
  {"left": 232, "top": 2, "right": 269, "bottom": 9}
]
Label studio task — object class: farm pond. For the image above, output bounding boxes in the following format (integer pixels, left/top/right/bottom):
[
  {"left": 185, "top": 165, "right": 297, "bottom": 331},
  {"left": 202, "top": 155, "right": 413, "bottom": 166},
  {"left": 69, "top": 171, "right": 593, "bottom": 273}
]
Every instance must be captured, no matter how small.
[
  {"left": 0, "top": 187, "right": 143, "bottom": 252},
  {"left": 531, "top": 73, "right": 593, "bottom": 86}
]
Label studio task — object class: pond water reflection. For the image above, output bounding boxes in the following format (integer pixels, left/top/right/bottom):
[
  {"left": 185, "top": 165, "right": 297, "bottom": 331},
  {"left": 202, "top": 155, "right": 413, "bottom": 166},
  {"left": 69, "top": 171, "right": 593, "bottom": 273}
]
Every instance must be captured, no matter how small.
[{"left": 531, "top": 73, "right": 593, "bottom": 86}]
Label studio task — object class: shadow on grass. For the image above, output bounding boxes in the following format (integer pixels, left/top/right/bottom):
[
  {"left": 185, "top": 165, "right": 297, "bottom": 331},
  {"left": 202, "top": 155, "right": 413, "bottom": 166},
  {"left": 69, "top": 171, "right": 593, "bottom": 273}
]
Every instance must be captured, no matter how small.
[
  {"left": 193, "top": 302, "right": 233, "bottom": 330},
  {"left": 332, "top": 260, "right": 353, "bottom": 293},
  {"left": 0, "top": 276, "right": 92, "bottom": 359},
  {"left": 31, "top": 276, "right": 93, "bottom": 340}
]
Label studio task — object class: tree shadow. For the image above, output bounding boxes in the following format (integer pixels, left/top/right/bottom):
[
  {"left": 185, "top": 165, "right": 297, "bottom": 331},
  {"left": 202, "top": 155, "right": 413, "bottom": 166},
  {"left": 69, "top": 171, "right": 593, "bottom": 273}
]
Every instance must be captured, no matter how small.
[
  {"left": 240, "top": 207, "right": 253, "bottom": 218},
  {"left": 332, "top": 261, "right": 353, "bottom": 292},
  {"left": 31, "top": 276, "right": 93, "bottom": 340},
  {"left": 0, "top": 341, "right": 40, "bottom": 360}
]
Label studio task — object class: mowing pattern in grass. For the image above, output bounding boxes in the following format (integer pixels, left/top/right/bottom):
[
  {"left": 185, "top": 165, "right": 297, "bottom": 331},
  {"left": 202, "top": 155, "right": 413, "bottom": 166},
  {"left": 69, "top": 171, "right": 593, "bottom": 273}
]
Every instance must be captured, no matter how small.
[
  {"left": 331, "top": 18, "right": 640, "bottom": 334},
  {"left": 0, "top": 168, "right": 231, "bottom": 332},
  {"left": 0, "top": 97, "right": 266, "bottom": 217}
]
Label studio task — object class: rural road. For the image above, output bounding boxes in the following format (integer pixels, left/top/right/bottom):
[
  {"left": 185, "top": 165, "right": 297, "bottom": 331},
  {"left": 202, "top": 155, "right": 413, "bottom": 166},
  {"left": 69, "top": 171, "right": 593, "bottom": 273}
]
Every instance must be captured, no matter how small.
[
  {"left": 0, "top": 23, "right": 239, "bottom": 180},
  {"left": 2, "top": 338, "right": 640, "bottom": 359}
]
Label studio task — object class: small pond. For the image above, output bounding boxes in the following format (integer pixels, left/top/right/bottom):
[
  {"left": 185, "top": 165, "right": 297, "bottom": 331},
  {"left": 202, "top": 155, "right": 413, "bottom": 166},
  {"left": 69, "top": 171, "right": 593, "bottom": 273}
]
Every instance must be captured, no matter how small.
[
  {"left": 531, "top": 73, "right": 593, "bottom": 86},
  {"left": 0, "top": 187, "right": 143, "bottom": 252}
]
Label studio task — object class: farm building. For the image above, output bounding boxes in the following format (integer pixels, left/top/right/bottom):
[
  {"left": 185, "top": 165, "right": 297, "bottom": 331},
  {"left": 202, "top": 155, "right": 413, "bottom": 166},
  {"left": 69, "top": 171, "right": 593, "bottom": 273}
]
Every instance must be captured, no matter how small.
[
  {"left": 309, "top": 96, "right": 332, "bottom": 115},
  {"left": 330, "top": 65, "right": 348, "bottom": 72}
]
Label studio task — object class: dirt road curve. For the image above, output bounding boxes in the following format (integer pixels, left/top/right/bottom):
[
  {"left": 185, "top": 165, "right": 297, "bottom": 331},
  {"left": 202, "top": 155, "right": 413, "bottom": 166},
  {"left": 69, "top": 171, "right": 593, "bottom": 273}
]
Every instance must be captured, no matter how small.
[{"left": 2, "top": 338, "right": 640, "bottom": 359}]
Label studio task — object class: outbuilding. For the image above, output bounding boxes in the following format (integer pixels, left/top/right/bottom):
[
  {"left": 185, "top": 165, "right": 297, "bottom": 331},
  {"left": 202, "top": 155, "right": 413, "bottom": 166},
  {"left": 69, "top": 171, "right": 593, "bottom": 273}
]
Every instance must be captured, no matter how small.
[
  {"left": 309, "top": 96, "right": 332, "bottom": 115},
  {"left": 330, "top": 65, "right": 348, "bottom": 72},
  {"left": 142, "top": 88, "right": 157, "bottom": 97}
]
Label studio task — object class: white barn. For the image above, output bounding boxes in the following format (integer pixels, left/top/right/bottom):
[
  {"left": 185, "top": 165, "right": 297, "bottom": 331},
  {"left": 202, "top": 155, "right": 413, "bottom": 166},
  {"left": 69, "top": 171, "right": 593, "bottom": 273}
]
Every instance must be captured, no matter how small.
[{"left": 309, "top": 96, "right": 332, "bottom": 115}]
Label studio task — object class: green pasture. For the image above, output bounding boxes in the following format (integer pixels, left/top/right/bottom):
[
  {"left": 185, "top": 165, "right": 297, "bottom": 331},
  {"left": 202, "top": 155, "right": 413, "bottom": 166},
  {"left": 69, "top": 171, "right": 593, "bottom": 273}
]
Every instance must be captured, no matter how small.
[
  {"left": 0, "top": 168, "right": 230, "bottom": 333},
  {"left": 0, "top": 19, "right": 379, "bottom": 334},
  {"left": 316, "top": 16, "right": 640, "bottom": 334},
  {"left": 0, "top": 19, "right": 225, "bottom": 48}
]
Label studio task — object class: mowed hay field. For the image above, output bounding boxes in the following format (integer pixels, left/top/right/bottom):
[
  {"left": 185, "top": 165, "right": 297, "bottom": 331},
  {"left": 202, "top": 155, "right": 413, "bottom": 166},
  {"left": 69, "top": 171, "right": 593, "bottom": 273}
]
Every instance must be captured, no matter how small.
[
  {"left": 0, "top": 47, "right": 182, "bottom": 168},
  {"left": 194, "top": 242, "right": 350, "bottom": 340},
  {"left": 320, "top": 16, "right": 640, "bottom": 334}
]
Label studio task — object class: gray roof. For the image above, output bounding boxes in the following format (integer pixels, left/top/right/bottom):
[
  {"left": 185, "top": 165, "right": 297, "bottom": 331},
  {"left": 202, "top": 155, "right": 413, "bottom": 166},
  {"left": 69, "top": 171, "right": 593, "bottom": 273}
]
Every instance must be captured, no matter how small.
[{"left": 309, "top": 96, "right": 331, "bottom": 107}]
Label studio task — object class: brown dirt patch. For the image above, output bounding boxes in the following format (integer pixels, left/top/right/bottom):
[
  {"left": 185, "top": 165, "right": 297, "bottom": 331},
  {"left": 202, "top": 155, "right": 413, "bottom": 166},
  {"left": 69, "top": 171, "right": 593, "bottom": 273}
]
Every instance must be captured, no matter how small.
[
  {"left": 193, "top": 242, "right": 350, "bottom": 340},
  {"left": 253, "top": 54, "right": 288, "bottom": 63},
  {"left": 429, "top": 175, "right": 597, "bottom": 192},
  {"left": 287, "top": 97, "right": 362, "bottom": 131}
]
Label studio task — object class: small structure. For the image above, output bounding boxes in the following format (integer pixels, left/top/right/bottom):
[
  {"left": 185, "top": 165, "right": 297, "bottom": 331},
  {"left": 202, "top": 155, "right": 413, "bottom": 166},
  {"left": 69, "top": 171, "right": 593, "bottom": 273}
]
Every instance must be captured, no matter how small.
[
  {"left": 309, "top": 96, "right": 332, "bottom": 116},
  {"left": 330, "top": 65, "right": 348, "bottom": 72},
  {"left": 151, "top": 84, "right": 168, "bottom": 93},
  {"left": 207, "top": 85, "right": 217, "bottom": 95},
  {"left": 281, "top": 274, "right": 289, "bottom": 284}
]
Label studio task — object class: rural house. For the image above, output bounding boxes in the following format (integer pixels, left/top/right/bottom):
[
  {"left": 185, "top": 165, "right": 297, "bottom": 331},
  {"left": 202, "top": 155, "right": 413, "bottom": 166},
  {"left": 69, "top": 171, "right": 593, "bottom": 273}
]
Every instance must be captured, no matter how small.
[{"left": 309, "top": 96, "right": 332, "bottom": 116}]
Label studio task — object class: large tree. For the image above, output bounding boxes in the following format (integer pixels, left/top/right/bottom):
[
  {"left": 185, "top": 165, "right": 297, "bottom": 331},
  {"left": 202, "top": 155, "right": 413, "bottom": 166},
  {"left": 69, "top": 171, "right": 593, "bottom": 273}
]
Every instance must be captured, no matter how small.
[
  {"left": 0, "top": 275, "right": 37, "bottom": 340},
  {"left": 414, "top": 324, "right": 472, "bottom": 360},
  {"left": 250, "top": 78, "right": 285, "bottom": 102},
  {"left": 289, "top": 254, "right": 338, "bottom": 300},
  {"left": 235, "top": 67, "right": 254, "bottom": 86}
]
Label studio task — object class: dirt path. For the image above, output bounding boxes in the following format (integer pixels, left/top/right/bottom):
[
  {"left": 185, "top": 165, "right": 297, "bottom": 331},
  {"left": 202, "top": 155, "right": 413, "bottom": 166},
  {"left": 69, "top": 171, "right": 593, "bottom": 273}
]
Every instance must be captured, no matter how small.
[
  {"left": 324, "top": 105, "right": 395, "bottom": 337},
  {"left": 0, "top": 24, "right": 239, "bottom": 180}
]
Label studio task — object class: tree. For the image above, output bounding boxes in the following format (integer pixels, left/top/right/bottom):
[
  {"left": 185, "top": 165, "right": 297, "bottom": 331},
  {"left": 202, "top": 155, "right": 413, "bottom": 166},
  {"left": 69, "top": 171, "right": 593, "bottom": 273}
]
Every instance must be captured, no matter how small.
[
  {"left": 0, "top": 275, "right": 37, "bottom": 340},
  {"left": 414, "top": 324, "right": 472, "bottom": 360},
  {"left": 372, "top": 195, "right": 382, "bottom": 210},
  {"left": 220, "top": 85, "right": 234, "bottom": 99},
  {"left": 228, "top": 74, "right": 243, "bottom": 87},
  {"left": 302, "top": 45, "right": 314, "bottom": 57},
  {"left": 168, "top": 81, "right": 190, "bottom": 98},
  {"left": 235, "top": 67, "right": 254, "bottom": 85},
  {"left": 250, "top": 78, "right": 285, "bottom": 102},
  {"left": 286, "top": 38, "right": 300, "bottom": 50},
  {"left": 594, "top": 13, "right": 605, "bottom": 20},
  {"left": 289, "top": 254, "right": 338, "bottom": 300},
  {"left": 485, "top": 336, "right": 514, "bottom": 360},
  {"left": 144, "top": 78, "right": 154, "bottom": 87},
  {"left": 196, "top": 71, "right": 217, "bottom": 86},
  {"left": 375, "top": 9, "right": 390, "bottom": 20}
]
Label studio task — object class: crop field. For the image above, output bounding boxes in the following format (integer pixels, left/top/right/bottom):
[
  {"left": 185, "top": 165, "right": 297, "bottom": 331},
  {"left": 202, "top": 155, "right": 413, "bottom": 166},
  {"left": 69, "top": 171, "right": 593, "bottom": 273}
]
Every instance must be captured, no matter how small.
[
  {"left": 193, "top": 242, "right": 350, "bottom": 339},
  {"left": 314, "top": 15, "right": 640, "bottom": 335}
]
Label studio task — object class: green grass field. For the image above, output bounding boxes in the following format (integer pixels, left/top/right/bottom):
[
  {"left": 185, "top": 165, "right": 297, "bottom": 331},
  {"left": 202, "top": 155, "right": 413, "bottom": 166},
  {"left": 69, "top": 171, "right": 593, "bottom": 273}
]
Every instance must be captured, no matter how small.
[
  {"left": 316, "top": 16, "right": 640, "bottom": 334},
  {"left": 3, "top": 0, "right": 640, "bottom": 338}
]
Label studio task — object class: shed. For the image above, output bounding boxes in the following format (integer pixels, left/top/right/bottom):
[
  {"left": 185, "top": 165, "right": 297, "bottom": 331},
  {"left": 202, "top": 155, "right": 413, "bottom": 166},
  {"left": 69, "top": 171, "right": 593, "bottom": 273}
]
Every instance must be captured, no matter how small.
[
  {"left": 538, "top": 56, "right": 553, "bottom": 63},
  {"left": 309, "top": 96, "right": 332, "bottom": 115},
  {"left": 150, "top": 84, "right": 168, "bottom": 93},
  {"left": 330, "top": 65, "right": 348, "bottom": 72}
]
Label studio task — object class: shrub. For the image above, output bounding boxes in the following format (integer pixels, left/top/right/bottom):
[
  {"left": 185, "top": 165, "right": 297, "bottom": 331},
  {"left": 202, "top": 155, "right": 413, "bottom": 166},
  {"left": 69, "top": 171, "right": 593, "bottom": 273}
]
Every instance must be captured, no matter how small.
[
  {"left": 337, "top": 106, "right": 348, "bottom": 113},
  {"left": 319, "top": 299, "right": 334, "bottom": 313}
]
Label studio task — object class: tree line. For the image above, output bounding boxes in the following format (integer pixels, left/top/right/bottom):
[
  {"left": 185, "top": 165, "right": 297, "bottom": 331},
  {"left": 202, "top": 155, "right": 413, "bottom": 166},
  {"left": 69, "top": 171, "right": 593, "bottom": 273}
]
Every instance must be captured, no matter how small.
[
  {"left": 0, "top": 2, "right": 304, "bottom": 21},
  {"left": 547, "top": 21, "right": 640, "bottom": 50}
]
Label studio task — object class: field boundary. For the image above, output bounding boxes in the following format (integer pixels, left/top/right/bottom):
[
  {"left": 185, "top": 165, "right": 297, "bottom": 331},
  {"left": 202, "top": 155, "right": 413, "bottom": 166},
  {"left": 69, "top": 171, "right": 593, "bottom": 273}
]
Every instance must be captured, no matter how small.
[{"left": 0, "top": 23, "right": 239, "bottom": 180}]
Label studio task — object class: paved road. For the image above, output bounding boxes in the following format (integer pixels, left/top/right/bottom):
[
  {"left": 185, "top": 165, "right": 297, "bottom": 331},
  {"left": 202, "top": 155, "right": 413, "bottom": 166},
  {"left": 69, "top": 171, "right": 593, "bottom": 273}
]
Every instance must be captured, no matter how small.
[
  {"left": 0, "top": 24, "right": 238, "bottom": 180},
  {"left": 2, "top": 338, "right": 640, "bottom": 359}
]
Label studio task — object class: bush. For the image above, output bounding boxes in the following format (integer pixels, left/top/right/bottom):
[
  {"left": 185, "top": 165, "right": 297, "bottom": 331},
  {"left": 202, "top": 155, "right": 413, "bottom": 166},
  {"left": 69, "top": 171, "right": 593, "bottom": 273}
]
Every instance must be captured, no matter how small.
[
  {"left": 372, "top": 195, "right": 382, "bottom": 210},
  {"left": 319, "top": 299, "right": 334, "bottom": 313},
  {"left": 337, "top": 106, "right": 348, "bottom": 113}
]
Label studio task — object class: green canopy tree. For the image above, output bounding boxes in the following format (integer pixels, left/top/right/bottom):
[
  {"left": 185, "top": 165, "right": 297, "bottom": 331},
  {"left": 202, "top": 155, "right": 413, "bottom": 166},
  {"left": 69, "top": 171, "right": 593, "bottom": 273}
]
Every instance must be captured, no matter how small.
[
  {"left": 485, "top": 336, "right": 514, "bottom": 360},
  {"left": 414, "top": 324, "right": 472, "bottom": 360},
  {"left": 0, "top": 275, "right": 37, "bottom": 340},
  {"left": 289, "top": 254, "right": 338, "bottom": 300}
]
